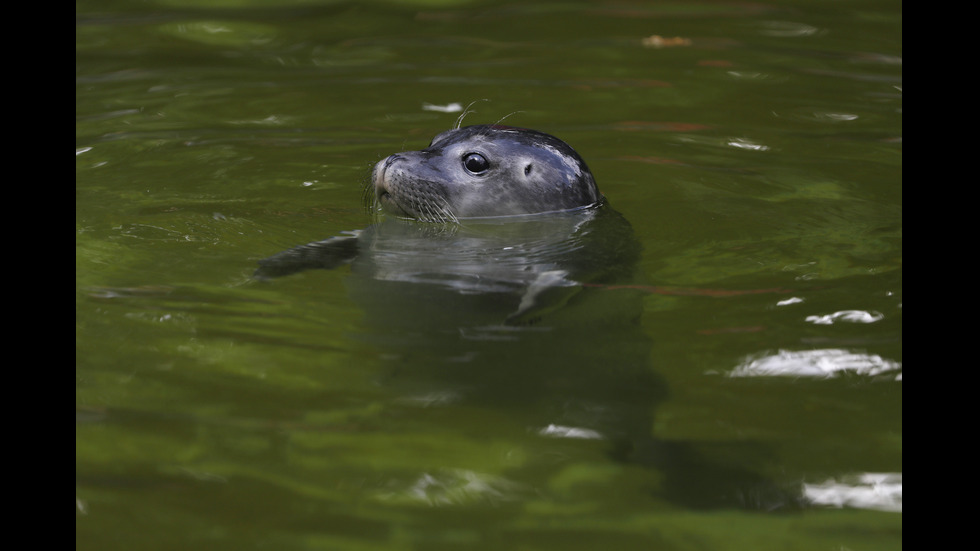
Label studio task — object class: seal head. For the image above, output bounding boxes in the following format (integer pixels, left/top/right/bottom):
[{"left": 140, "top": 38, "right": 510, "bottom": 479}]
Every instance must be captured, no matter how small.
[{"left": 371, "top": 125, "right": 601, "bottom": 222}]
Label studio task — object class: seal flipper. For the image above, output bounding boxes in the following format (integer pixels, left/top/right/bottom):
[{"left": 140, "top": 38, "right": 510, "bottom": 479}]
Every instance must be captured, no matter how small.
[
  {"left": 253, "top": 231, "right": 361, "bottom": 280},
  {"left": 504, "top": 270, "right": 580, "bottom": 326}
]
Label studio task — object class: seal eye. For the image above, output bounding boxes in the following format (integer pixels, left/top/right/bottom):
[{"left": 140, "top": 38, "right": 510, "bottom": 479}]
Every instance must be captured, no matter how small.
[{"left": 462, "top": 152, "right": 489, "bottom": 175}]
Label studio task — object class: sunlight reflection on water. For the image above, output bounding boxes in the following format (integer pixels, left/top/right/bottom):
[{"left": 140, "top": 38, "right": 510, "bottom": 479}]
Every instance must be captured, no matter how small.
[
  {"left": 804, "top": 472, "right": 902, "bottom": 512},
  {"left": 727, "top": 349, "right": 901, "bottom": 379},
  {"left": 805, "top": 310, "right": 884, "bottom": 325},
  {"left": 374, "top": 469, "right": 526, "bottom": 506}
]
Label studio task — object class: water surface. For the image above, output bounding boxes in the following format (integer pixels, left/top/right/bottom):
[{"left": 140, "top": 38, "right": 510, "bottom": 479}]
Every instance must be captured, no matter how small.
[{"left": 77, "top": 1, "right": 902, "bottom": 549}]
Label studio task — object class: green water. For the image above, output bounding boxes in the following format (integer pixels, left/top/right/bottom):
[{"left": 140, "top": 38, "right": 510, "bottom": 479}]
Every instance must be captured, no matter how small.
[{"left": 77, "top": 1, "right": 901, "bottom": 549}]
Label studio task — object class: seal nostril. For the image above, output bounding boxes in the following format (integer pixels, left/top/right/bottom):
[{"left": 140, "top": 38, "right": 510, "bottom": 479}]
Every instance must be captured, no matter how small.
[
  {"left": 384, "top": 154, "right": 403, "bottom": 170},
  {"left": 524, "top": 164, "right": 532, "bottom": 176}
]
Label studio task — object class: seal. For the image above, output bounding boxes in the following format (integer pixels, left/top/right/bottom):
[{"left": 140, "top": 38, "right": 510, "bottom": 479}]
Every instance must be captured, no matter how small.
[
  {"left": 371, "top": 125, "right": 602, "bottom": 222},
  {"left": 253, "top": 125, "right": 804, "bottom": 510}
]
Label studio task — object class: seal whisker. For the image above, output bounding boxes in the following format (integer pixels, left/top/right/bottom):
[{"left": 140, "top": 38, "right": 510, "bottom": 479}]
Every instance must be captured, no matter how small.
[
  {"left": 494, "top": 111, "right": 524, "bottom": 126},
  {"left": 437, "top": 202, "right": 457, "bottom": 225},
  {"left": 415, "top": 198, "right": 439, "bottom": 224},
  {"left": 455, "top": 99, "right": 490, "bottom": 130},
  {"left": 435, "top": 200, "right": 459, "bottom": 225},
  {"left": 426, "top": 204, "right": 442, "bottom": 223},
  {"left": 418, "top": 201, "right": 435, "bottom": 223},
  {"left": 410, "top": 194, "right": 457, "bottom": 226},
  {"left": 361, "top": 181, "right": 376, "bottom": 211}
]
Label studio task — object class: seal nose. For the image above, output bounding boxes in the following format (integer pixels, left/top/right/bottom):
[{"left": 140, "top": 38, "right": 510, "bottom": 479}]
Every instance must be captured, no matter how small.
[
  {"left": 373, "top": 154, "right": 405, "bottom": 199},
  {"left": 373, "top": 156, "right": 391, "bottom": 189}
]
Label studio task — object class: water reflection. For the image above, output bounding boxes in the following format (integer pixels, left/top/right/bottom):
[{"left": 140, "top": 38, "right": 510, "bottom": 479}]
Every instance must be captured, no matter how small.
[
  {"left": 538, "top": 424, "right": 604, "bottom": 440},
  {"left": 804, "top": 472, "right": 902, "bottom": 512},
  {"left": 805, "top": 309, "right": 884, "bottom": 325},
  {"left": 257, "top": 207, "right": 801, "bottom": 510},
  {"left": 374, "top": 469, "right": 526, "bottom": 507},
  {"left": 729, "top": 348, "right": 902, "bottom": 379}
]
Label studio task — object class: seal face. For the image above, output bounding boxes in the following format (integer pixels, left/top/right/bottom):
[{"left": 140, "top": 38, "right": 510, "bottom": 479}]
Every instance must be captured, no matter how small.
[{"left": 371, "top": 125, "right": 601, "bottom": 222}]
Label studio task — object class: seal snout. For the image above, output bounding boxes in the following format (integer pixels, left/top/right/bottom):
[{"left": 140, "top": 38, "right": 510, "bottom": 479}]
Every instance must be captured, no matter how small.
[
  {"left": 374, "top": 154, "right": 417, "bottom": 217},
  {"left": 373, "top": 154, "right": 404, "bottom": 199}
]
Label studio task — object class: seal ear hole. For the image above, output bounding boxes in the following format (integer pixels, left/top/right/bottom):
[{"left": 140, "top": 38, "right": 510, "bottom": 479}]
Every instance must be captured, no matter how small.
[
  {"left": 462, "top": 152, "right": 490, "bottom": 175},
  {"left": 524, "top": 164, "right": 533, "bottom": 176}
]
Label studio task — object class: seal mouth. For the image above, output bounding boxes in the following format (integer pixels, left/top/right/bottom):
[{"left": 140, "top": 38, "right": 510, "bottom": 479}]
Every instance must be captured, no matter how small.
[{"left": 377, "top": 189, "right": 407, "bottom": 216}]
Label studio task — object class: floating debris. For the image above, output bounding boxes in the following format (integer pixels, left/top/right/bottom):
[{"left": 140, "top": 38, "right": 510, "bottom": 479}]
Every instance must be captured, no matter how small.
[{"left": 641, "top": 35, "right": 692, "bottom": 48}]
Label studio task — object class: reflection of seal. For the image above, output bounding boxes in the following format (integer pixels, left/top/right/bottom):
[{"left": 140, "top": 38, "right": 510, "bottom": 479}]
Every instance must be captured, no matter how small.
[{"left": 371, "top": 125, "right": 602, "bottom": 222}]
